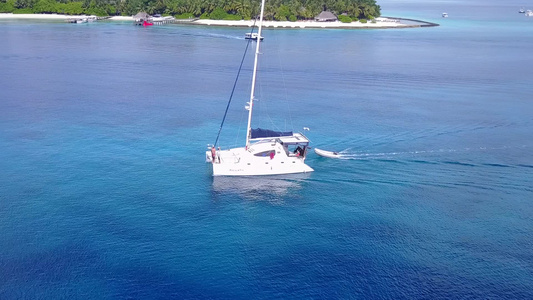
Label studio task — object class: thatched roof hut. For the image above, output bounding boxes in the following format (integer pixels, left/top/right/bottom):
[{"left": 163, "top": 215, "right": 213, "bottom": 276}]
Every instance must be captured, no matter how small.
[
  {"left": 134, "top": 12, "right": 150, "bottom": 21},
  {"left": 315, "top": 11, "right": 338, "bottom": 22}
]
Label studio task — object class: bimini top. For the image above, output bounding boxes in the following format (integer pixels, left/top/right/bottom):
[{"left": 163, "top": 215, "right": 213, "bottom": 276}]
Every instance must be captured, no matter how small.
[
  {"left": 251, "top": 128, "right": 293, "bottom": 139},
  {"left": 250, "top": 130, "right": 310, "bottom": 145}
]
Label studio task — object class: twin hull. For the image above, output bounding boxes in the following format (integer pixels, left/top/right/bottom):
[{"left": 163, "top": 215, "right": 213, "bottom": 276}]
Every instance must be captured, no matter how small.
[{"left": 207, "top": 140, "right": 313, "bottom": 176}]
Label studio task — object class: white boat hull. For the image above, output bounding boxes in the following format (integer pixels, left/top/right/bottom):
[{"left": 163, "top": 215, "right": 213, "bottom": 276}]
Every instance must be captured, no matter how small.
[{"left": 207, "top": 138, "right": 313, "bottom": 176}]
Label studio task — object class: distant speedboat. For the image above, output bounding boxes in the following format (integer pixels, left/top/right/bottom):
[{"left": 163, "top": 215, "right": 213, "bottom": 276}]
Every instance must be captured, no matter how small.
[
  {"left": 442, "top": 12, "right": 448, "bottom": 18},
  {"left": 519, "top": 8, "right": 525, "bottom": 13},
  {"left": 244, "top": 32, "right": 264, "bottom": 41},
  {"left": 526, "top": 10, "right": 533, "bottom": 16}
]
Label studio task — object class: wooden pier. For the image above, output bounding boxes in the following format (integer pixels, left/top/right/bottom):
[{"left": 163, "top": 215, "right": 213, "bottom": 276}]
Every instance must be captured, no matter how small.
[
  {"left": 134, "top": 17, "right": 198, "bottom": 26},
  {"left": 66, "top": 16, "right": 110, "bottom": 23}
]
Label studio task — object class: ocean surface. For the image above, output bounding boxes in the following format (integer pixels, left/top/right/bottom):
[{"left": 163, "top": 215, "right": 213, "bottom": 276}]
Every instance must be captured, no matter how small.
[{"left": 1, "top": 0, "right": 532, "bottom": 298}]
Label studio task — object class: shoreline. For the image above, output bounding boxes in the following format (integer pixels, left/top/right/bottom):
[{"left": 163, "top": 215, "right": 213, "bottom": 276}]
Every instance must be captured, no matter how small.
[
  {"left": 189, "top": 18, "right": 424, "bottom": 29},
  {"left": 0, "top": 13, "right": 133, "bottom": 21},
  {"left": 0, "top": 13, "right": 438, "bottom": 29}
]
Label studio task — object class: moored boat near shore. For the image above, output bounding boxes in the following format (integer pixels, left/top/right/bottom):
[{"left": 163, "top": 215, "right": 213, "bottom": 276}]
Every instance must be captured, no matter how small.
[{"left": 244, "top": 32, "right": 264, "bottom": 40}]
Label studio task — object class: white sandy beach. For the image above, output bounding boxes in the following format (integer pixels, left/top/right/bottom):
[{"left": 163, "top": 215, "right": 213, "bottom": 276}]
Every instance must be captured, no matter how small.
[
  {"left": 0, "top": 13, "right": 134, "bottom": 20},
  {"left": 0, "top": 13, "right": 417, "bottom": 28},
  {"left": 192, "top": 18, "right": 409, "bottom": 28}
]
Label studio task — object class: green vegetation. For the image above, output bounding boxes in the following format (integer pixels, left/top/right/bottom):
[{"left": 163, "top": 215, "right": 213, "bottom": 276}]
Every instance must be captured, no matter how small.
[
  {"left": 338, "top": 14, "right": 351, "bottom": 23},
  {"left": 0, "top": 0, "right": 14, "bottom": 12},
  {"left": 175, "top": 12, "right": 194, "bottom": 19},
  {"left": 0, "top": 0, "right": 381, "bottom": 20}
]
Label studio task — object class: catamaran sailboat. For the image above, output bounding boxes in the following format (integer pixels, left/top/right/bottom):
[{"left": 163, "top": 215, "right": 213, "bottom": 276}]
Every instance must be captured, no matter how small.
[{"left": 206, "top": 0, "right": 313, "bottom": 176}]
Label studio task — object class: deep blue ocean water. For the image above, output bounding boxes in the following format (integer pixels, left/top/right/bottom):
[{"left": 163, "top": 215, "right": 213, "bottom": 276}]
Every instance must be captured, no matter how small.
[{"left": 1, "top": 0, "right": 532, "bottom": 298}]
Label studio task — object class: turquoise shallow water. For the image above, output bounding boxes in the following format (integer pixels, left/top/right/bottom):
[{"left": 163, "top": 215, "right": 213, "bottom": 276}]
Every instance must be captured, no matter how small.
[{"left": 1, "top": 1, "right": 533, "bottom": 298}]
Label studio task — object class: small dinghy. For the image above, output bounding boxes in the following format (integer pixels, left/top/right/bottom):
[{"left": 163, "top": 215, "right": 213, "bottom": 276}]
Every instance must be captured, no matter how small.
[{"left": 314, "top": 148, "right": 341, "bottom": 158}]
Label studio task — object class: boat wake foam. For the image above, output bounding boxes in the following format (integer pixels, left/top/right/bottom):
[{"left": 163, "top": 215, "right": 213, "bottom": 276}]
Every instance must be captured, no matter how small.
[{"left": 315, "top": 145, "right": 529, "bottom": 161}]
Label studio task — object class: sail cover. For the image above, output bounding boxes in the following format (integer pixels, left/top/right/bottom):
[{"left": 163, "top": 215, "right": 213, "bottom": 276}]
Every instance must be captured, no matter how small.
[{"left": 251, "top": 128, "right": 293, "bottom": 139}]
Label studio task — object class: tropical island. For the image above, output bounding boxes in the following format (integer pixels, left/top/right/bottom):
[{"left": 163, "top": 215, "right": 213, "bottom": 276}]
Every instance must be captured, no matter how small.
[{"left": 0, "top": 0, "right": 381, "bottom": 23}]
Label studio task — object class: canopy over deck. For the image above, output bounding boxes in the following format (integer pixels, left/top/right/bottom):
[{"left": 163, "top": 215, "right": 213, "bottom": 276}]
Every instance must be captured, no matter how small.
[
  {"left": 250, "top": 128, "right": 293, "bottom": 139},
  {"left": 250, "top": 129, "right": 310, "bottom": 145}
]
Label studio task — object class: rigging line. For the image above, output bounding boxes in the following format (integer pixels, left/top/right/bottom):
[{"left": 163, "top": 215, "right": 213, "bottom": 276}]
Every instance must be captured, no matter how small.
[
  {"left": 256, "top": 65, "right": 278, "bottom": 132},
  {"left": 260, "top": 41, "right": 289, "bottom": 133},
  {"left": 275, "top": 43, "right": 294, "bottom": 132},
  {"left": 214, "top": 19, "right": 258, "bottom": 148},
  {"left": 253, "top": 48, "right": 279, "bottom": 132},
  {"left": 253, "top": 33, "right": 292, "bottom": 133},
  {"left": 234, "top": 105, "right": 246, "bottom": 148}
]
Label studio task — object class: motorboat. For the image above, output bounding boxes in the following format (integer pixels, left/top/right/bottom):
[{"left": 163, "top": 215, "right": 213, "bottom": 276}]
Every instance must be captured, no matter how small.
[
  {"left": 314, "top": 148, "right": 341, "bottom": 158},
  {"left": 245, "top": 32, "right": 264, "bottom": 41}
]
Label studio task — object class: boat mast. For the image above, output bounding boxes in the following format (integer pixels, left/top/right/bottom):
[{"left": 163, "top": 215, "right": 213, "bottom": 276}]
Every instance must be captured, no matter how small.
[{"left": 245, "top": 0, "right": 266, "bottom": 148}]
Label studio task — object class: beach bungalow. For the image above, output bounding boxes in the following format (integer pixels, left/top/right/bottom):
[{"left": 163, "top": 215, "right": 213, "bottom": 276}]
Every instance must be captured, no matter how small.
[
  {"left": 134, "top": 12, "right": 150, "bottom": 22},
  {"left": 315, "top": 11, "right": 338, "bottom": 22}
]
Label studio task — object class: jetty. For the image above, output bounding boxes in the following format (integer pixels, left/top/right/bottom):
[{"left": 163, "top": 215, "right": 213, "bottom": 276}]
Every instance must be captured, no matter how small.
[
  {"left": 133, "top": 12, "right": 196, "bottom": 26},
  {"left": 381, "top": 16, "right": 439, "bottom": 27},
  {"left": 66, "top": 16, "right": 110, "bottom": 23},
  {"left": 134, "top": 16, "right": 181, "bottom": 26}
]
